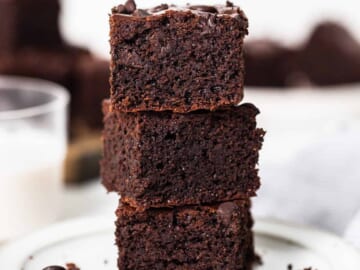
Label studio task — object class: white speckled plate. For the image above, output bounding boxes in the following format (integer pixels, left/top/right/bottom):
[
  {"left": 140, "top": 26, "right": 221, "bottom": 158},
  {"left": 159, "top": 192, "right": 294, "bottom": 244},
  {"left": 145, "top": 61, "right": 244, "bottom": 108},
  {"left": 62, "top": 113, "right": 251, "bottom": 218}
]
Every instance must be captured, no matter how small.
[{"left": 0, "top": 217, "right": 359, "bottom": 270}]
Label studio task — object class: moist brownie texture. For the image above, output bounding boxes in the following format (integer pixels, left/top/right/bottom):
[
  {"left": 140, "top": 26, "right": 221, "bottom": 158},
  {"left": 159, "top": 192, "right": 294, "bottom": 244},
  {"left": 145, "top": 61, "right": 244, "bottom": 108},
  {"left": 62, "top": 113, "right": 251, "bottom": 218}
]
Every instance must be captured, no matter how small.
[
  {"left": 110, "top": 0, "right": 248, "bottom": 112},
  {"left": 101, "top": 100, "right": 264, "bottom": 209},
  {"left": 116, "top": 199, "right": 256, "bottom": 270},
  {"left": 0, "top": 0, "right": 63, "bottom": 52}
]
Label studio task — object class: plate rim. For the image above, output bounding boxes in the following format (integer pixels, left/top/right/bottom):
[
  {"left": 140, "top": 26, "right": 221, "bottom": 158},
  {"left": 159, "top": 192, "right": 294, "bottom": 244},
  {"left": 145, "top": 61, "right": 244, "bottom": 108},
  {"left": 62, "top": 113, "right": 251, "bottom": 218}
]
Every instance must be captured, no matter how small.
[{"left": 1, "top": 216, "right": 359, "bottom": 268}]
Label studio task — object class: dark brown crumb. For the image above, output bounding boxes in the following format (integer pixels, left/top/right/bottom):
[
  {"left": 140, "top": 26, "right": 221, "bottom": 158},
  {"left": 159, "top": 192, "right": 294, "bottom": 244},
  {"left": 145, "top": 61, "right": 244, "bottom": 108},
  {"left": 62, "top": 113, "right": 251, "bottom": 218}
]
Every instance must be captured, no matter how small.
[
  {"left": 66, "top": 263, "right": 80, "bottom": 270},
  {"left": 287, "top": 265, "right": 317, "bottom": 270}
]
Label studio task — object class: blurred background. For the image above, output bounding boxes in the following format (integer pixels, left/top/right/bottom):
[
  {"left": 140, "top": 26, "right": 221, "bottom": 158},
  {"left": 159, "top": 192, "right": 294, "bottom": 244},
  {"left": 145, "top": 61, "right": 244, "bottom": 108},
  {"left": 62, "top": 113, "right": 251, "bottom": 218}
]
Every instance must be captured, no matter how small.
[{"left": 1, "top": 0, "right": 360, "bottom": 248}]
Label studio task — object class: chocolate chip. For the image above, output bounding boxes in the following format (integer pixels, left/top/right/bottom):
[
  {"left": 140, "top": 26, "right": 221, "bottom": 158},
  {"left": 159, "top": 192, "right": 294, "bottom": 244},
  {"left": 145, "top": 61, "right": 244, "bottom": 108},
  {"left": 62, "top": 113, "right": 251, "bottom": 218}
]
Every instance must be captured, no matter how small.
[
  {"left": 150, "top": 4, "right": 169, "bottom": 13},
  {"left": 226, "top": 1, "right": 235, "bottom": 7},
  {"left": 133, "top": 9, "right": 150, "bottom": 17},
  {"left": 124, "top": 0, "right": 136, "bottom": 13},
  {"left": 217, "top": 202, "right": 238, "bottom": 225},
  {"left": 113, "top": 0, "right": 137, "bottom": 14},
  {"left": 189, "top": 5, "right": 218, "bottom": 14},
  {"left": 42, "top": 266, "right": 66, "bottom": 270},
  {"left": 112, "top": 4, "right": 126, "bottom": 14}
]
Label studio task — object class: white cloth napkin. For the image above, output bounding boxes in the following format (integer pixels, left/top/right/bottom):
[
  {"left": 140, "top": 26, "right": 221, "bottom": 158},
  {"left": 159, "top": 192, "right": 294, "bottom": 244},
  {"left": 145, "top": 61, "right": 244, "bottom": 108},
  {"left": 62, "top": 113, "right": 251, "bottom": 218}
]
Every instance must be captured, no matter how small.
[
  {"left": 254, "top": 125, "right": 360, "bottom": 244},
  {"left": 345, "top": 210, "right": 360, "bottom": 249}
]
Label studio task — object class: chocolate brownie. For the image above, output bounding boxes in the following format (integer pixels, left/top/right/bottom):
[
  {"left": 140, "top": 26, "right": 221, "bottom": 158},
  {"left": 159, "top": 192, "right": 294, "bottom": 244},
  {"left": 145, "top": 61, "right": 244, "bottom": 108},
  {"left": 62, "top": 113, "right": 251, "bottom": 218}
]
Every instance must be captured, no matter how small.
[
  {"left": 101, "top": 100, "right": 264, "bottom": 209},
  {"left": 0, "top": 47, "right": 90, "bottom": 125},
  {"left": 244, "top": 39, "right": 304, "bottom": 87},
  {"left": 116, "top": 199, "right": 256, "bottom": 269},
  {"left": 0, "top": 47, "right": 89, "bottom": 89},
  {"left": 297, "top": 21, "right": 360, "bottom": 86},
  {"left": 73, "top": 57, "right": 109, "bottom": 129},
  {"left": 0, "top": 0, "right": 63, "bottom": 52},
  {"left": 110, "top": 0, "right": 248, "bottom": 112}
]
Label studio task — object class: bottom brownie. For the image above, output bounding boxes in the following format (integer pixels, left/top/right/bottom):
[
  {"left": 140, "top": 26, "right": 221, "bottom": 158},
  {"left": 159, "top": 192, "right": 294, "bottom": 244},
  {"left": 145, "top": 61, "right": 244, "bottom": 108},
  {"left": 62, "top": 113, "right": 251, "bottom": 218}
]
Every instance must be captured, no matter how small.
[{"left": 116, "top": 200, "right": 256, "bottom": 270}]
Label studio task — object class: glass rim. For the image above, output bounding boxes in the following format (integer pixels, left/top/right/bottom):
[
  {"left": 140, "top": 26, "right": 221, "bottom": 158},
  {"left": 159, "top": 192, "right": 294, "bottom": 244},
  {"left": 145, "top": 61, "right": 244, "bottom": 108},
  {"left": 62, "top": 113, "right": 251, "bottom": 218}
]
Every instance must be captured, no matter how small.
[{"left": 0, "top": 76, "right": 70, "bottom": 120}]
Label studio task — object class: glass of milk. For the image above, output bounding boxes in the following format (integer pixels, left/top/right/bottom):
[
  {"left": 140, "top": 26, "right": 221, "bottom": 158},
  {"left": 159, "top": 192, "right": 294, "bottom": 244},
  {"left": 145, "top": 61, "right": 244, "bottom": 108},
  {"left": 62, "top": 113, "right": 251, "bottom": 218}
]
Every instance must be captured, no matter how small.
[{"left": 0, "top": 76, "right": 69, "bottom": 242}]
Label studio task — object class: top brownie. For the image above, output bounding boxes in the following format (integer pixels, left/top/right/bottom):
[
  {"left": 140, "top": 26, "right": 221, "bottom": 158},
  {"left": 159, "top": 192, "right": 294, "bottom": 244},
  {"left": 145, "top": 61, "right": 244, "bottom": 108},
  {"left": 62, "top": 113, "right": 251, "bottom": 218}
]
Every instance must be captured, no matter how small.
[{"left": 110, "top": 0, "right": 248, "bottom": 112}]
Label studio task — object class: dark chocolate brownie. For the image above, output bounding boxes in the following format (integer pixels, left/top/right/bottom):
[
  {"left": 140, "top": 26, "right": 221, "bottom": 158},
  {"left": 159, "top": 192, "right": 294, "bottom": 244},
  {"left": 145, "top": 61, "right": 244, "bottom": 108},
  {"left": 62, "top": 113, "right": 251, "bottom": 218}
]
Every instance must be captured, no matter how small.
[
  {"left": 0, "top": 0, "right": 63, "bottom": 52},
  {"left": 116, "top": 199, "right": 256, "bottom": 270},
  {"left": 73, "top": 57, "right": 110, "bottom": 129},
  {"left": 297, "top": 21, "right": 360, "bottom": 86},
  {"left": 110, "top": 0, "right": 248, "bottom": 112},
  {"left": 101, "top": 100, "right": 264, "bottom": 209},
  {"left": 244, "top": 40, "right": 304, "bottom": 87},
  {"left": 0, "top": 47, "right": 90, "bottom": 127},
  {"left": 0, "top": 47, "right": 89, "bottom": 89}
]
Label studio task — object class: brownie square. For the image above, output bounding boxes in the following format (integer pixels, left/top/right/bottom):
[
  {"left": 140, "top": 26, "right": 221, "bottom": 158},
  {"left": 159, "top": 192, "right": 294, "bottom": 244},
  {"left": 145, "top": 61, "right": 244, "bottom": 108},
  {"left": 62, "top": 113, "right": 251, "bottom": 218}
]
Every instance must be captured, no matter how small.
[
  {"left": 116, "top": 199, "right": 256, "bottom": 270},
  {"left": 244, "top": 40, "right": 299, "bottom": 87},
  {"left": 73, "top": 57, "right": 110, "bottom": 129},
  {"left": 109, "top": 1, "right": 248, "bottom": 112},
  {"left": 0, "top": 0, "right": 63, "bottom": 52},
  {"left": 297, "top": 22, "right": 360, "bottom": 86},
  {"left": 0, "top": 47, "right": 89, "bottom": 88},
  {"left": 101, "top": 100, "right": 264, "bottom": 209},
  {"left": 0, "top": 47, "right": 90, "bottom": 130}
]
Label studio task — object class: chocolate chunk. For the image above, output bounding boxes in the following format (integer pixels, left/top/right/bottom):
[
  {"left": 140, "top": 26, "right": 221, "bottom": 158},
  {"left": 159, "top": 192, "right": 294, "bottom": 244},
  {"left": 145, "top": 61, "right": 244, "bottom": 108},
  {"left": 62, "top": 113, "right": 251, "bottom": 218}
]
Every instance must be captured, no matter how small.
[
  {"left": 150, "top": 4, "right": 169, "bottom": 13},
  {"left": 42, "top": 266, "right": 66, "bottom": 270},
  {"left": 132, "top": 9, "right": 150, "bottom": 17},
  {"left": 113, "top": 0, "right": 137, "bottom": 14},
  {"left": 226, "top": 1, "right": 235, "bottom": 7},
  {"left": 189, "top": 5, "right": 218, "bottom": 14},
  {"left": 113, "top": 4, "right": 126, "bottom": 14},
  {"left": 217, "top": 201, "right": 238, "bottom": 225},
  {"left": 124, "top": 0, "right": 136, "bottom": 13}
]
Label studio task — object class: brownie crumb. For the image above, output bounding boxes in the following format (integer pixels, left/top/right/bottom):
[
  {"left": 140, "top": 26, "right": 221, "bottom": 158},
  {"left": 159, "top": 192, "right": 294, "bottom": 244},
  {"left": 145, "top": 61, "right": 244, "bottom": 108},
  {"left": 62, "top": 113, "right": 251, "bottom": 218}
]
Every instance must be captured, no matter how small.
[
  {"left": 42, "top": 263, "right": 80, "bottom": 270},
  {"left": 66, "top": 263, "right": 80, "bottom": 270},
  {"left": 287, "top": 264, "right": 293, "bottom": 270}
]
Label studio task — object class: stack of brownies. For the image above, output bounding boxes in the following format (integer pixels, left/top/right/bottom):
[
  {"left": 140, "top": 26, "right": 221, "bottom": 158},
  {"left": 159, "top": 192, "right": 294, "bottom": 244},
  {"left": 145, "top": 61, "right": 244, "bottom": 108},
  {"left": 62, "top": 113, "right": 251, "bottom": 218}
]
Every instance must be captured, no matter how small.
[{"left": 101, "top": 0, "right": 265, "bottom": 269}]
